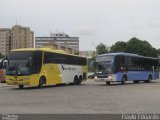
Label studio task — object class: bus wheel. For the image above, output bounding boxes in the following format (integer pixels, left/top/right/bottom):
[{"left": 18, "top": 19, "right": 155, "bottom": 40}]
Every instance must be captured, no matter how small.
[
  {"left": 146, "top": 75, "right": 152, "bottom": 83},
  {"left": 106, "top": 82, "right": 110, "bottom": 85},
  {"left": 121, "top": 76, "right": 127, "bottom": 85},
  {"left": 74, "top": 76, "right": 79, "bottom": 85},
  {"left": 133, "top": 81, "right": 140, "bottom": 83},
  {"left": 19, "top": 85, "right": 24, "bottom": 89},
  {"left": 38, "top": 77, "right": 45, "bottom": 88},
  {"left": 78, "top": 76, "right": 82, "bottom": 85}
]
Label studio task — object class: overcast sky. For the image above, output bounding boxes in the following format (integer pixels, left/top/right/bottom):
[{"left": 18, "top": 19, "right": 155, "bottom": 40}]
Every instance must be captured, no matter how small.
[{"left": 1, "top": 0, "right": 160, "bottom": 51}]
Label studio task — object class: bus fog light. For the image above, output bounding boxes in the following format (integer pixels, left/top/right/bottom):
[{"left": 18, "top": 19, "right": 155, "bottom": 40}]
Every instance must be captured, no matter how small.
[{"left": 94, "top": 76, "right": 98, "bottom": 79}]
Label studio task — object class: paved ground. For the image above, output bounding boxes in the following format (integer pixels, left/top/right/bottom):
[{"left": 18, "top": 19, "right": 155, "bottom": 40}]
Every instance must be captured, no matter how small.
[{"left": 0, "top": 79, "right": 160, "bottom": 114}]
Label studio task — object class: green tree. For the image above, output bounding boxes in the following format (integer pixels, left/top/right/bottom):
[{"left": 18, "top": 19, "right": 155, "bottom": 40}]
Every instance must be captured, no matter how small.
[
  {"left": 88, "top": 55, "right": 96, "bottom": 72},
  {"left": 109, "top": 37, "right": 158, "bottom": 57},
  {"left": 110, "top": 41, "right": 127, "bottom": 52},
  {"left": 157, "top": 49, "right": 160, "bottom": 56},
  {"left": 126, "top": 37, "right": 158, "bottom": 57},
  {"left": 96, "top": 43, "right": 108, "bottom": 55}
]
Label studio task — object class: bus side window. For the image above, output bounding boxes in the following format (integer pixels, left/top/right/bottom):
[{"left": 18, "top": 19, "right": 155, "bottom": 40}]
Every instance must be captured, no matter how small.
[{"left": 120, "top": 64, "right": 127, "bottom": 71}]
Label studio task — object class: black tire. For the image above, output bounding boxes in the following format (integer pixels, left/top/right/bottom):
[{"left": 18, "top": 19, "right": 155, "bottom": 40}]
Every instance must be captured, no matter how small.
[
  {"left": 74, "top": 76, "right": 79, "bottom": 85},
  {"left": 78, "top": 76, "right": 82, "bottom": 85},
  {"left": 146, "top": 75, "right": 152, "bottom": 83},
  {"left": 19, "top": 85, "right": 24, "bottom": 89},
  {"left": 106, "top": 82, "right": 110, "bottom": 85},
  {"left": 38, "top": 77, "right": 45, "bottom": 88},
  {"left": 133, "top": 80, "right": 140, "bottom": 83},
  {"left": 121, "top": 76, "right": 127, "bottom": 85}
]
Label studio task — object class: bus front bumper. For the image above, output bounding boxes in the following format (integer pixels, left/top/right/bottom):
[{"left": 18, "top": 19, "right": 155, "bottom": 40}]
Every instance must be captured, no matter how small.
[
  {"left": 94, "top": 75, "right": 117, "bottom": 82},
  {"left": 6, "top": 80, "right": 30, "bottom": 85}
]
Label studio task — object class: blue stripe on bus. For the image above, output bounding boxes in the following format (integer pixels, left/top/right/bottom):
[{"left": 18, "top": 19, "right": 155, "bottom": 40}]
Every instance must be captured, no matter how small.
[{"left": 115, "top": 71, "right": 159, "bottom": 81}]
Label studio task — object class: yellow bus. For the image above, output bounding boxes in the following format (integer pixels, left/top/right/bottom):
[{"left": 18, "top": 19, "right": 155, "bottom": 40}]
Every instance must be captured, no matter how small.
[{"left": 6, "top": 48, "right": 87, "bottom": 89}]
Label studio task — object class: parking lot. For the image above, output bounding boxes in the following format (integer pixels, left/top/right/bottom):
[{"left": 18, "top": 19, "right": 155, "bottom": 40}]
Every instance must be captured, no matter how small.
[{"left": 0, "top": 79, "right": 160, "bottom": 114}]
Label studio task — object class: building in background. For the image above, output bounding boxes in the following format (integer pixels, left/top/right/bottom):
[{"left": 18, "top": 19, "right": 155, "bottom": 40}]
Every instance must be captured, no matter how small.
[
  {"left": 35, "top": 32, "right": 79, "bottom": 51},
  {"left": 42, "top": 42, "right": 79, "bottom": 54},
  {"left": 11, "top": 25, "right": 34, "bottom": 50},
  {"left": 0, "top": 25, "right": 34, "bottom": 56},
  {"left": 0, "top": 28, "right": 11, "bottom": 55},
  {"left": 79, "top": 51, "right": 96, "bottom": 58}
]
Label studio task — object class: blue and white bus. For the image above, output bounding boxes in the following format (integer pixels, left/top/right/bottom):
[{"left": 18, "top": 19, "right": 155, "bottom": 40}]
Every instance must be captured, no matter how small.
[{"left": 94, "top": 52, "right": 159, "bottom": 85}]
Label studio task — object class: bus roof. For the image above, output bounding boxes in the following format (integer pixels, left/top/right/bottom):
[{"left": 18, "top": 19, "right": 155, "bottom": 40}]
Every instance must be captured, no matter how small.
[
  {"left": 11, "top": 48, "right": 86, "bottom": 58},
  {"left": 98, "top": 52, "right": 158, "bottom": 60}
]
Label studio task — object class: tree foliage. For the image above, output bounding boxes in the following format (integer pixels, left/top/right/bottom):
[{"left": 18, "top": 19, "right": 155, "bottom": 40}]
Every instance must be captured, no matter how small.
[
  {"left": 110, "top": 41, "right": 127, "bottom": 52},
  {"left": 157, "top": 49, "right": 160, "bottom": 56},
  {"left": 110, "top": 37, "right": 158, "bottom": 57},
  {"left": 96, "top": 43, "right": 108, "bottom": 55}
]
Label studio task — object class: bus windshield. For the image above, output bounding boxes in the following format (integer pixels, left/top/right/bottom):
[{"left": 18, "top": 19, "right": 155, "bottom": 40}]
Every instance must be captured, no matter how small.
[
  {"left": 7, "top": 60, "right": 31, "bottom": 75},
  {"left": 95, "top": 55, "right": 114, "bottom": 75},
  {"left": 95, "top": 61, "right": 112, "bottom": 75},
  {"left": 6, "top": 51, "right": 42, "bottom": 76}
]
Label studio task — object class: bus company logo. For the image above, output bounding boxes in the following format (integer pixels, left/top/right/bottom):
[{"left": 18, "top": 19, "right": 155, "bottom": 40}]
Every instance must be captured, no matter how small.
[{"left": 61, "top": 65, "right": 76, "bottom": 71}]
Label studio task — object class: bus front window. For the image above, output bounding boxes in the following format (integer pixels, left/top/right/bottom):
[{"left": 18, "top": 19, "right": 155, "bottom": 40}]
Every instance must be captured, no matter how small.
[
  {"left": 6, "top": 51, "right": 42, "bottom": 76},
  {"left": 6, "top": 51, "right": 34, "bottom": 76},
  {"left": 95, "top": 61, "right": 112, "bottom": 75},
  {"left": 7, "top": 60, "right": 31, "bottom": 75}
]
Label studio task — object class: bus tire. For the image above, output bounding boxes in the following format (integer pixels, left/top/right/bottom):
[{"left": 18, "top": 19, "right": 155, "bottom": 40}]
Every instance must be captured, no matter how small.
[
  {"left": 19, "top": 85, "right": 24, "bottom": 89},
  {"left": 106, "top": 82, "right": 110, "bottom": 85},
  {"left": 78, "top": 76, "right": 82, "bottom": 85},
  {"left": 133, "top": 80, "right": 140, "bottom": 83},
  {"left": 38, "top": 76, "right": 46, "bottom": 88},
  {"left": 121, "top": 75, "right": 127, "bottom": 85},
  {"left": 146, "top": 75, "right": 152, "bottom": 83},
  {"left": 74, "top": 76, "right": 79, "bottom": 85}
]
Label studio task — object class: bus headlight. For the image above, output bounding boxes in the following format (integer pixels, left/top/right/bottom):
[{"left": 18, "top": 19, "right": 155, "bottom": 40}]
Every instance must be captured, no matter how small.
[
  {"left": 108, "top": 75, "right": 112, "bottom": 79},
  {"left": 94, "top": 76, "right": 98, "bottom": 79}
]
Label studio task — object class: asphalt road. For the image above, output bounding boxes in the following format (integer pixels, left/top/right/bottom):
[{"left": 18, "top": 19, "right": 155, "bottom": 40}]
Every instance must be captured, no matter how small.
[{"left": 0, "top": 79, "right": 160, "bottom": 114}]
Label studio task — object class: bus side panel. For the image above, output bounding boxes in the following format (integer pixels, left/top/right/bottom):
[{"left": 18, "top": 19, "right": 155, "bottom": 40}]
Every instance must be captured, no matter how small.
[
  {"left": 41, "top": 64, "right": 62, "bottom": 85},
  {"left": 152, "top": 71, "right": 159, "bottom": 80},
  {"left": 58, "top": 64, "right": 83, "bottom": 83},
  {"left": 116, "top": 72, "right": 145, "bottom": 81},
  {"left": 116, "top": 72, "right": 126, "bottom": 81},
  {"left": 116, "top": 71, "right": 159, "bottom": 81},
  {"left": 127, "top": 71, "right": 148, "bottom": 81}
]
